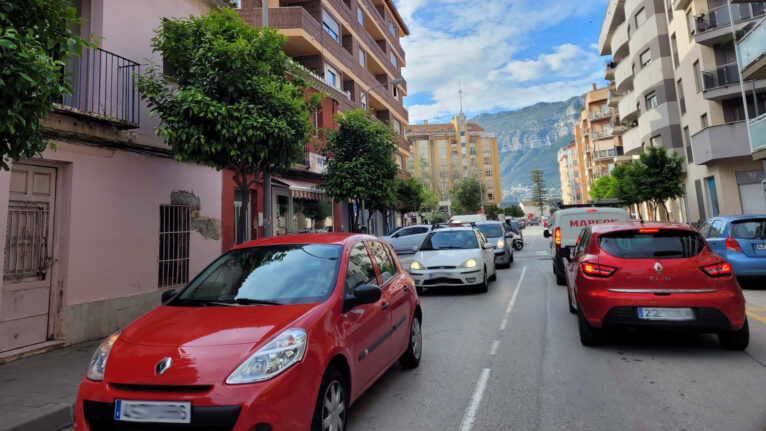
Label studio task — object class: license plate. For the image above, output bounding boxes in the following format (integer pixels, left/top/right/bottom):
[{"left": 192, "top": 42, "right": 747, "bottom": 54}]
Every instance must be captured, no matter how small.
[
  {"left": 428, "top": 272, "right": 450, "bottom": 279},
  {"left": 637, "top": 307, "right": 694, "bottom": 321},
  {"left": 757, "top": 244, "right": 766, "bottom": 250},
  {"left": 114, "top": 400, "right": 191, "bottom": 423}
]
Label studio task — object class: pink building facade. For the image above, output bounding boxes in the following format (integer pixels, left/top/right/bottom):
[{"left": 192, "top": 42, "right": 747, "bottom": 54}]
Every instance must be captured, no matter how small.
[{"left": 0, "top": 0, "right": 231, "bottom": 357}]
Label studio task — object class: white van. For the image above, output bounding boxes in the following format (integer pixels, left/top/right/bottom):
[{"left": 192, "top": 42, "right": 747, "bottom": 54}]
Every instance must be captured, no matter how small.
[
  {"left": 449, "top": 214, "right": 487, "bottom": 223},
  {"left": 544, "top": 206, "right": 630, "bottom": 285}
]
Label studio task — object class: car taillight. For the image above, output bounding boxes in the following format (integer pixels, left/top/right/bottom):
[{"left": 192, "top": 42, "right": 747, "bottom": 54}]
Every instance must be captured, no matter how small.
[
  {"left": 701, "top": 262, "right": 732, "bottom": 278},
  {"left": 725, "top": 238, "right": 743, "bottom": 253},
  {"left": 581, "top": 262, "right": 617, "bottom": 278},
  {"left": 554, "top": 227, "right": 561, "bottom": 248},
  {"left": 638, "top": 228, "right": 659, "bottom": 233}
]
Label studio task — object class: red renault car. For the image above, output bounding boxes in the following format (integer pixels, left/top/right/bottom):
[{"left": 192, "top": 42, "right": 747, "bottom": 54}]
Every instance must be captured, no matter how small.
[
  {"left": 563, "top": 222, "right": 748, "bottom": 350},
  {"left": 74, "top": 234, "right": 422, "bottom": 430}
]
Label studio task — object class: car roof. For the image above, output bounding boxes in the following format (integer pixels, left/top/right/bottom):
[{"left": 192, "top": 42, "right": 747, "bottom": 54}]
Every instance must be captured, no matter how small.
[
  {"left": 232, "top": 233, "right": 376, "bottom": 250},
  {"left": 475, "top": 221, "right": 503, "bottom": 225},
  {"left": 588, "top": 221, "right": 696, "bottom": 235},
  {"left": 431, "top": 227, "right": 475, "bottom": 232},
  {"left": 707, "top": 215, "right": 766, "bottom": 222}
]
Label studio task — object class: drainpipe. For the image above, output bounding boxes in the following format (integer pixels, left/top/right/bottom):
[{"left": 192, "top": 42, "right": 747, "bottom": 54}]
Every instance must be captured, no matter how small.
[{"left": 261, "top": 3, "right": 271, "bottom": 238}]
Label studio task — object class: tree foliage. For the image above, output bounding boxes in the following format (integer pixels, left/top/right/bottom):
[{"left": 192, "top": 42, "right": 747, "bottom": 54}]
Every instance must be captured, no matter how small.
[
  {"left": 135, "top": 9, "right": 318, "bottom": 243},
  {"left": 322, "top": 109, "right": 399, "bottom": 227},
  {"left": 485, "top": 204, "right": 503, "bottom": 220},
  {"left": 530, "top": 169, "right": 548, "bottom": 215},
  {"left": 450, "top": 178, "right": 484, "bottom": 214},
  {"left": 633, "top": 145, "right": 685, "bottom": 219},
  {"left": 504, "top": 204, "right": 524, "bottom": 218},
  {"left": 395, "top": 177, "right": 425, "bottom": 217},
  {"left": 0, "top": 0, "right": 93, "bottom": 169},
  {"left": 590, "top": 175, "right": 618, "bottom": 200}
]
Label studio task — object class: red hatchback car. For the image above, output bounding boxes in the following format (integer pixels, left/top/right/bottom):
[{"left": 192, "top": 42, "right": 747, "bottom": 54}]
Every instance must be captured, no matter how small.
[
  {"left": 563, "top": 222, "right": 748, "bottom": 350},
  {"left": 74, "top": 234, "right": 422, "bottom": 431}
]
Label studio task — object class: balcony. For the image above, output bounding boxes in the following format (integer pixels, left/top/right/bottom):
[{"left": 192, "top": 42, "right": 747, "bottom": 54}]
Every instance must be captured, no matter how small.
[
  {"left": 598, "top": 0, "right": 626, "bottom": 56},
  {"left": 750, "top": 114, "right": 766, "bottom": 157},
  {"left": 690, "top": 121, "right": 751, "bottom": 164},
  {"left": 592, "top": 148, "right": 619, "bottom": 162},
  {"left": 611, "top": 22, "right": 629, "bottom": 62},
  {"left": 694, "top": 3, "right": 766, "bottom": 46},
  {"left": 591, "top": 128, "right": 614, "bottom": 141},
  {"left": 617, "top": 90, "right": 637, "bottom": 121},
  {"left": 604, "top": 60, "right": 617, "bottom": 81},
  {"left": 607, "top": 88, "right": 628, "bottom": 107},
  {"left": 740, "top": 17, "right": 766, "bottom": 81},
  {"left": 622, "top": 124, "right": 641, "bottom": 156},
  {"left": 673, "top": 0, "right": 691, "bottom": 11},
  {"left": 588, "top": 107, "right": 612, "bottom": 122},
  {"left": 54, "top": 46, "right": 140, "bottom": 128},
  {"left": 615, "top": 55, "right": 633, "bottom": 92}
]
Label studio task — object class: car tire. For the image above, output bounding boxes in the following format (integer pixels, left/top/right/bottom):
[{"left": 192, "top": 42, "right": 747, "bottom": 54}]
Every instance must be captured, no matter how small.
[
  {"left": 555, "top": 256, "right": 566, "bottom": 286},
  {"left": 478, "top": 267, "right": 489, "bottom": 293},
  {"left": 416, "top": 285, "right": 423, "bottom": 296},
  {"left": 508, "top": 249, "right": 514, "bottom": 263},
  {"left": 311, "top": 368, "right": 348, "bottom": 431},
  {"left": 567, "top": 288, "right": 577, "bottom": 315},
  {"left": 399, "top": 314, "right": 422, "bottom": 369},
  {"left": 578, "top": 310, "right": 602, "bottom": 346},
  {"left": 489, "top": 266, "right": 497, "bottom": 281},
  {"left": 718, "top": 318, "right": 749, "bottom": 351}
]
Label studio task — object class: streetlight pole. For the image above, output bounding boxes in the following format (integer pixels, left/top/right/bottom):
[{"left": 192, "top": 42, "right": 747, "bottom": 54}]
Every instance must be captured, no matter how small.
[{"left": 262, "top": 2, "right": 271, "bottom": 237}]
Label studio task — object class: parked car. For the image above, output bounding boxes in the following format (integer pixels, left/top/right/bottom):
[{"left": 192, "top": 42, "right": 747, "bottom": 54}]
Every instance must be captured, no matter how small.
[
  {"left": 528, "top": 217, "right": 540, "bottom": 226},
  {"left": 564, "top": 222, "right": 748, "bottom": 350},
  {"left": 476, "top": 221, "right": 514, "bottom": 268},
  {"left": 74, "top": 234, "right": 423, "bottom": 430},
  {"left": 544, "top": 206, "right": 630, "bottom": 285},
  {"left": 381, "top": 224, "right": 444, "bottom": 255},
  {"left": 698, "top": 215, "right": 766, "bottom": 280},
  {"left": 407, "top": 227, "right": 497, "bottom": 293}
]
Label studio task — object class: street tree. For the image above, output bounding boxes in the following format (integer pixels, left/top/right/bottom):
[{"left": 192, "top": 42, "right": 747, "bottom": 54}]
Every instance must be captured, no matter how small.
[
  {"left": 485, "top": 204, "right": 503, "bottom": 220},
  {"left": 530, "top": 169, "right": 548, "bottom": 215},
  {"left": 450, "top": 178, "right": 484, "bottom": 214},
  {"left": 322, "top": 109, "right": 399, "bottom": 229},
  {"left": 590, "top": 175, "right": 618, "bottom": 200},
  {"left": 633, "top": 145, "right": 685, "bottom": 219},
  {"left": 395, "top": 177, "right": 425, "bottom": 220},
  {"left": 420, "top": 186, "right": 439, "bottom": 213},
  {"left": 504, "top": 204, "right": 524, "bottom": 218},
  {"left": 136, "top": 9, "right": 319, "bottom": 244},
  {"left": 0, "top": 0, "right": 93, "bottom": 169}
]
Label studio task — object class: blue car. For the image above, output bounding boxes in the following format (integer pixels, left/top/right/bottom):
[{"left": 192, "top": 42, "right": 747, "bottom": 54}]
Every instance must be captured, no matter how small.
[{"left": 699, "top": 215, "right": 766, "bottom": 278}]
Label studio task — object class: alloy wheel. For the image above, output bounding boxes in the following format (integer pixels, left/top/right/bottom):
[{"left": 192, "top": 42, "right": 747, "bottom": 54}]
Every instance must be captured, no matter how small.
[
  {"left": 411, "top": 317, "right": 422, "bottom": 360},
  {"left": 322, "top": 380, "right": 345, "bottom": 431}
]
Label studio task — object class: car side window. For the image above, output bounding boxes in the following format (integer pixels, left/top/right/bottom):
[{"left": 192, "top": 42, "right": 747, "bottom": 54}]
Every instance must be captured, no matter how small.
[
  {"left": 709, "top": 220, "right": 724, "bottom": 238},
  {"left": 580, "top": 230, "right": 591, "bottom": 253},
  {"left": 412, "top": 227, "right": 429, "bottom": 234},
  {"left": 698, "top": 221, "right": 712, "bottom": 237},
  {"left": 396, "top": 227, "right": 412, "bottom": 237},
  {"left": 574, "top": 229, "right": 588, "bottom": 255},
  {"left": 369, "top": 241, "right": 397, "bottom": 284},
  {"left": 344, "top": 242, "right": 378, "bottom": 297}
]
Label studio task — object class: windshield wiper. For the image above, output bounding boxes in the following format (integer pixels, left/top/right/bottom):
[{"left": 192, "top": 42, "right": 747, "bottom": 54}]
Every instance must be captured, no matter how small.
[{"left": 208, "top": 298, "right": 283, "bottom": 306}]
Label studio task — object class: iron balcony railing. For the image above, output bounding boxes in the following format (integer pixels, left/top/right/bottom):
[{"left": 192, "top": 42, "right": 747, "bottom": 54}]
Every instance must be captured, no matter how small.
[
  {"left": 57, "top": 46, "right": 140, "bottom": 127},
  {"left": 588, "top": 108, "right": 612, "bottom": 121},
  {"left": 591, "top": 128, "right": 614, "bottom": 140},
  {"left": 695, "top": 2, "right": 766, "bottom": 34},
  {"left": 702, "top": 62, "right": 740, "bottom": 90}
]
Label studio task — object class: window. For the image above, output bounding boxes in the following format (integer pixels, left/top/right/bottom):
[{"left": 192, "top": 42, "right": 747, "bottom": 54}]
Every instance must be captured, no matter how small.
[
  {"left": 701, "top": 113, "right": 708, "bottom": 128},
  {"left": 388, "top": 20, "right": 396, "bottom": 36},
  {"left": 650, "top": 135, "right": 662, "bottom": 147},
  {"left": 390, "top": 52, "right": 398, "bottom": 68},
  {"left": 693, "top": 60, "right": 702, "bottom": 92},
  {"left": 677, "top": 79, "right": 686, "bottom": 114},
  {"left": 357, "top": 5, "right": 364, "bottom": 25},
  {"left": 358, "top": 49, "right": 366, "bottom": 67},
  {"left": 159, "top": 205, "right": 190, "bottom": 287},
  {"left": 598, "top": 230, "right": 705, "bottom": 259},
  {"left": 360, "top": 92, "right": 367, "bottom": 110},
  {"left": 686, "top": 9, "right": 695, "bottom": 38},
  {"left": 392, "top": 118, "right": 401, "bottom": 135},
  {"left": 392, "top": 85, "right": 399, "bottom": 99},
  {"left": 325, "top": 65, "right": 339, "bottom": 89},
  {"left": 698, "top": 221, "right": 712, "bottom": 237},
  {"left": 705, "top": 176, "right": 720, "bottom": 217},
  {"left": 369, "top": 241, "right": 397, "bottom": 284},
  {"left": 645, "top": 92, "right": 658, "bottom": 109},
  {"left": 640, "top": 49, "right": 652, "bottom": 67},
  {"left": 709, "top": 220, "right": 725, "bottom": 238},
  {"left": 234, "top": 189, "right": 253, "bottom": 244},
  {"left": 671, "top": 34, "right": 679, "bottom": 68},
  {"left": 683, "top": 126, "right": 694, "bottom": 162},
  {"left": 635, "top": 7, "right": 647, "bottom": 27},
  {"left": 344, "top": 242, "right": 378, "bottom": 295},
  {"left": 485, "top": 169, "right": 492, "bottom": 176},
  {"left": 322, "top": 11, "right": 340, "bottom": 41}
]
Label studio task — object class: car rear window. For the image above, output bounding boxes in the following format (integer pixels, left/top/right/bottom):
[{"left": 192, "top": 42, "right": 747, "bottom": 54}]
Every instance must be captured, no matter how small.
[
  {"left": 731, "top": 219, "right": 766, "bottom": 239},
  {"left": 598, "top": 229, "right": 705, "bottom": 259},
  {"left": 476, "top": 224, "right": 503, "bottom": 238}
]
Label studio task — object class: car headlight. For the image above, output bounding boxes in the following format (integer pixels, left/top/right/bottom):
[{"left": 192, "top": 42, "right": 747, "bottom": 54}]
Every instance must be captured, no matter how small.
[
  {"left": 496, "top": 239, "right": 505, "bottom": 249},
  {"left": 410, "top": 261, "right": 426, "bottom": 271},
  {"left": 86, "top": 331, "right": 120, "bottom": 381},
  {"left": 459, "top": 258, "right": 478, "bottom": 268},
  {"left": 227, "top": 329, "right": 307, "bottom": 384}
]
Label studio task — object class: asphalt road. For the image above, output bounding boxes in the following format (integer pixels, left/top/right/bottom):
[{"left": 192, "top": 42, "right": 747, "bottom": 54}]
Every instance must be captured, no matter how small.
[{"left": 348, "top": 226, "right": 766, "bottom": 431}]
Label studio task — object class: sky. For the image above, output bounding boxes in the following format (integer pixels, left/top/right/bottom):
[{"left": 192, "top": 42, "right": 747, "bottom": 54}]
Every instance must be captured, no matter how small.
[{"left": 393, "top": 0, "right": 611, "bottom": 124}]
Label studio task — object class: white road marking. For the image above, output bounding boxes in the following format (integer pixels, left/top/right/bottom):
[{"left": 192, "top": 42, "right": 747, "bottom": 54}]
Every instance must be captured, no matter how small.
[
  {"left": 499, "top": 266, "right": 526, "bottom": 331},
  {"left": 488, "top": 340, "right": 500, "bottom": 355},
  {"left": 460, "top": 368, "right": 491, "bottom": 431}
]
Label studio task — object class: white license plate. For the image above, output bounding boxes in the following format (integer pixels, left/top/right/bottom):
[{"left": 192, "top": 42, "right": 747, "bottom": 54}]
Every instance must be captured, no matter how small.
[
  {"left": 637, "top": 307, "right": 694, "bottom": 321},
  {"left": 114, "top": 400, "right": 191, "bottom": 423},
  {"left": 429, "top": 272, "right": 450, "bottom": 279},
  {"left": 757, "top": 243, "right": 766, "bottom": 250}
]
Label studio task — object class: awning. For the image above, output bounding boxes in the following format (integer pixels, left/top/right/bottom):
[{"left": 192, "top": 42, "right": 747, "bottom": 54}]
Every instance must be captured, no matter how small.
[{"left": 272, "top": 178, "right": 328, "bottom": 201}]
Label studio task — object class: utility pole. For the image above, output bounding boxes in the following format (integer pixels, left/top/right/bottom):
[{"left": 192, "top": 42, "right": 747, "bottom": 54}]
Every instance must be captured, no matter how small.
[{"left": 262, "top": 1, "right": 272, "bottom": 238}]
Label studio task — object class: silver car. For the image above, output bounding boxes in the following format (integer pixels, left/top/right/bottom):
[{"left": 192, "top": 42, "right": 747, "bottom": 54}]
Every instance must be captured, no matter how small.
[
  {"left": 381, "top": 224, "right": 441, "bottom": 255},
  {"left": 475, "top": 221, "right": 513, "bottom": 268}
]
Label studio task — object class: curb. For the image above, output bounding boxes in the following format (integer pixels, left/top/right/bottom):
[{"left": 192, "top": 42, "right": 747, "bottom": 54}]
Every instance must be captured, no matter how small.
[{"left": 2, "top": 403, "right": 73, "bottom": 431}]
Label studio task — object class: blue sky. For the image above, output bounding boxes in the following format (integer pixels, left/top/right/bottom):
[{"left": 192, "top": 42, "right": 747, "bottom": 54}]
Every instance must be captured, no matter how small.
[{"left": 393, "top": 0, "right": 610, "bottom": 123}]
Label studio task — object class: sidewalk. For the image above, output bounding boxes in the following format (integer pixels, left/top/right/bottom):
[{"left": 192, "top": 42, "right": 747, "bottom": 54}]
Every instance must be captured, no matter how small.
[{"left": 0, "top": 341, "right": 97, "bottom": 431}]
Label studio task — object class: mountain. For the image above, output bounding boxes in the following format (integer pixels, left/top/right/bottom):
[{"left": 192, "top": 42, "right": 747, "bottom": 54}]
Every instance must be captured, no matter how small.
[{"left": 470, "top": 95, "right": 584, "bottom": 203}]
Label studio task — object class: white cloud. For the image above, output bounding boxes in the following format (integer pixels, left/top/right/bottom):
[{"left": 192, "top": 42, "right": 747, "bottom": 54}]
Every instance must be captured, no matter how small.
[{"left": 395, "top": 0, "right": 608, "bottom": 123}]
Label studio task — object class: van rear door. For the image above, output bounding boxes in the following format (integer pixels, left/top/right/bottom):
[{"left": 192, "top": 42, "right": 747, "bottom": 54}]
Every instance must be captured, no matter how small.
[{"left": 558, "top": 208, "right": 630, "bottom": 248}]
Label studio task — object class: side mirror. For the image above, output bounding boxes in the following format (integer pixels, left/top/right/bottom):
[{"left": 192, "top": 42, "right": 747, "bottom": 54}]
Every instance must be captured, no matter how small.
[
  {"left": 161, "top": 289, "right": 178, "bottom": 304},
  {"left": 561, "top": 247, "right": 572, "bottom": 262},
  {"left": 543, "top": 229, "right": 551, "bottom": 238},
  {"left": 344, "top": 284, "right": 382, "bottom": 312}
]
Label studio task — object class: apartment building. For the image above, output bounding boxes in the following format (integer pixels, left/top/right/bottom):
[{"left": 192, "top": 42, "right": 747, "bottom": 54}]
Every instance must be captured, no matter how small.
[
  {"left": 406, "top": 111, "right": 503, "bottom": 211},
  {"left": 599, "top": 0, "right": 766, "bottom": 222},
  {"left": 236, "top": 0, "right": 410, "bottom": 237},
  {"left": 558, "top": 142, "right": 584, "bottom": 204},
  {"left": 576, "top": 84, "right": 625, "bottom": 189},
  {"left": 0, "top": 0, "right": 229, "bottom": 357}
]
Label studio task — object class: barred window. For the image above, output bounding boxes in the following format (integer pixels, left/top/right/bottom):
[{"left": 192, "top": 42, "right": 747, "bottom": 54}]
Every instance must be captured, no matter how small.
[{"left": 159, "top": 205, "right": 190, "bottom": 287}]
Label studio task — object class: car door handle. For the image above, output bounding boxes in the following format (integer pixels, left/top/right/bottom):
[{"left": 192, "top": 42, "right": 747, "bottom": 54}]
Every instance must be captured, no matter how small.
[{"left": 381, "top": 302, "right": 389, "bottom": 310}]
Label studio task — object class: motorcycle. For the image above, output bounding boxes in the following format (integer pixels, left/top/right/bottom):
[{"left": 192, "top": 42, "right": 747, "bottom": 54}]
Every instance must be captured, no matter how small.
[{"left": 508, "top": 230, "right": 524, "bottom": 251}]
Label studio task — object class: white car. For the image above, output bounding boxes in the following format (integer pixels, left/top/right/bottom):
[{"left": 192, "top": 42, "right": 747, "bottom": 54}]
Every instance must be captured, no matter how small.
[{"left": 407, "top": 227, "right": 497, "bottom": 294}]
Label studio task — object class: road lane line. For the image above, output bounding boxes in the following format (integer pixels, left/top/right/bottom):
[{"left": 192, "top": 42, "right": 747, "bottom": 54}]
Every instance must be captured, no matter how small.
[
  {"left": 500, "top": 266, "right": 527, "bottom": 331},
  {"left": 746, "top": 310, "right": 766, "bottom": 325},
  {"left": 488, "top": 340, "right": 500, "bottom": 355},
  {"left": 459, "top": 368, "right": 491, "bottom": 431}
]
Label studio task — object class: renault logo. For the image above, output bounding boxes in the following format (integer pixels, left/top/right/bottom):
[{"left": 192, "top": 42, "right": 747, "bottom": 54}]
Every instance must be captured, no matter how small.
[
  {"left": 654, "top": 262, "right": 663, "bottom": 274},
  {"left": 155, "top": 357, "right": 172, "bottom": 375}
]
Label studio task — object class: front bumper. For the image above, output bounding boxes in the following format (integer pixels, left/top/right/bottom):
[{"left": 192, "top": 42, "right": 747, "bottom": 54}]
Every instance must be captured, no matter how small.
[
  {"left": 410, "top": 268, "right": 484, "bottom": 287},
  {"left": 577, "top": 287, "right": 746, "bottom": 331},
  {"left": 494, "top": 248, "right": 510, "bottom": 264}
]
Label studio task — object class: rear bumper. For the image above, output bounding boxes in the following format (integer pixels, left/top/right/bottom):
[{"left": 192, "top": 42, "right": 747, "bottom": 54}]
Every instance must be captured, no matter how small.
[
  {"left": 577, "top": 287, "right": 746, "bottom": 331},
  {"left": 723, "top": 252, "right": 766, "bottom": 277}
]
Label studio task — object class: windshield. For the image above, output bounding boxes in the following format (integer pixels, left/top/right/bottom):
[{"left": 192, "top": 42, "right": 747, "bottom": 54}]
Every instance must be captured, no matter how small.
[
  {"left": 420, "top": 230, "right": 479, "bottom": 251},
  {"left": 477, "top": 224, "right": 503, "bottom": 238},
  {"left": 173, "top": 244, "right": 342, "bottom": 305},
  {"left": 598, "top": 230, "right": 705, "bottom": 259},
  {"left": 731, "top": 220, "right": 766, "bottom": 239}
]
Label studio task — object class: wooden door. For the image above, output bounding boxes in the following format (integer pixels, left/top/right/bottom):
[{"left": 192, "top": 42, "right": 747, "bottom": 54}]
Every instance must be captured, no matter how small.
[{"left": 1, "top": 164, "right": 56, "bottom": 352}]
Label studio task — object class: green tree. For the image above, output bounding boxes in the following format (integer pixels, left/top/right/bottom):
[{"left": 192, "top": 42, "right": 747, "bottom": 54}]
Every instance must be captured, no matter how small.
[
  {"left": 322, "top": 109, "right": 399, "bottom": 229},
  {"left": 504, "top": 204, "right": 524, "bottom": 218},
  {"left": 136, "top": 9, "right": 319, "bottom": 244},
  {"left": 485, "top": 204, "right": 503, "bottom": 220},
  {"left": 633, "top": 145, "right": 685, "bottom": 219},
  {"left": 611, "top": 163, "right": 641, "bottom": 207},
  {"left": 395, "top": 177, "right": 425, "bottom": 219},
  {"left": 530, "top": 169, "right": 548, "bottom": 215},
  {"left": 590, "top": 175, "right": 618, "bottom": 200},
  {"left": 0, "top": 0, "right": 94, "bottom": 169},
  {"left": 450, "top": 178, "right": 484, "bottom": 214},
  {"left": 420, "top": 186, "right": 439, "bottom": 212}
]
